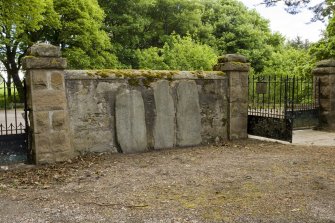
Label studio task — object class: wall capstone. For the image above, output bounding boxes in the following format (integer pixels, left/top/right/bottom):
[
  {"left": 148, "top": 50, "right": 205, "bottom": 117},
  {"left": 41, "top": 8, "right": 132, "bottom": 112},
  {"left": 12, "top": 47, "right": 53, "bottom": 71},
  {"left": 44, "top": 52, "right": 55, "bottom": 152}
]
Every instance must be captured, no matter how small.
[{"left": 23, "top": 43, "right": 73, "bottom": 164}]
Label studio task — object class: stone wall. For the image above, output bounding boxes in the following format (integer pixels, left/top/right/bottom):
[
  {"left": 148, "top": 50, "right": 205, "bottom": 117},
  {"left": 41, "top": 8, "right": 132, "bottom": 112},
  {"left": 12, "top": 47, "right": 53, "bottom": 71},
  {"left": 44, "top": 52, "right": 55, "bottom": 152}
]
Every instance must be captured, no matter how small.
[
  {"left": 65, "top": 70, "right": 230, "bottom": 154},
  {"left": 23, "top": 44, "right": 249, "bottom": 163}
]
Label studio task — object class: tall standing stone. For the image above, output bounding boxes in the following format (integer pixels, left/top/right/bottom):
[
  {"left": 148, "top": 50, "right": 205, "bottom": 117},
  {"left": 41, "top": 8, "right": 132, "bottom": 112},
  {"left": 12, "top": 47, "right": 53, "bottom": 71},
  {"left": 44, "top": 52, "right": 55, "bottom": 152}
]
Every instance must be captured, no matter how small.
[
  {"left": 152, "top": 80, "right": 176, "bottom": 149},
  {"left": 214, "top": 54, "right": 250, "bottom": 140},
  {"left": 175, "top": 80, "right": 202, "bottom": 146},
  {"left": 312, "top": 59, "right": 335, "bottom": 130},
  {"left": 115, "top": 89, "right": 148, "bottom": 153},
  {"left": 23, "top": 43, "right": 73, "bottom": 164}
]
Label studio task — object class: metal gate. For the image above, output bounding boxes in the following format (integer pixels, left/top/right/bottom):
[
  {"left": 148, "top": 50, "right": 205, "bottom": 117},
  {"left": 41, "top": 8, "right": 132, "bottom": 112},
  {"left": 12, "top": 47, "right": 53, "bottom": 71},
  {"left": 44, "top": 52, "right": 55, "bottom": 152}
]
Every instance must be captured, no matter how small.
[
  {"left": 0, "top": 76, "right": 29, "bottom": 165},
  {"left": 248, "top": 75, "right": 320, "bottom": 142}
]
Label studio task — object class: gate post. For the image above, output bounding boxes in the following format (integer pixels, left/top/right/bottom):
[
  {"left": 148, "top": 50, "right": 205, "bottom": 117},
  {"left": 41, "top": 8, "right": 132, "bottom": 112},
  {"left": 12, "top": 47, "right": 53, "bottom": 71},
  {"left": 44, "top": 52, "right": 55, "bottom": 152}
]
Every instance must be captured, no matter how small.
[
  {"left": 23, "top": 43, "right": 73, "bottom": 164},
  {"left": 214, "top": 54, "right": 250, "bottom": 140},
  {"left": 313, "top": 59, "right": 335, "bottom": 130}
]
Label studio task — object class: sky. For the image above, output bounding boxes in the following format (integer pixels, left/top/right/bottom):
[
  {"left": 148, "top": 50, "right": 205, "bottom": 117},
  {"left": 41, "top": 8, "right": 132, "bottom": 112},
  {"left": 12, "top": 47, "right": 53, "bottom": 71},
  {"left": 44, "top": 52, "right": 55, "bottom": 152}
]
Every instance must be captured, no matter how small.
[{"left": 239, "top": 0, "right": 326, "bottom": 42}]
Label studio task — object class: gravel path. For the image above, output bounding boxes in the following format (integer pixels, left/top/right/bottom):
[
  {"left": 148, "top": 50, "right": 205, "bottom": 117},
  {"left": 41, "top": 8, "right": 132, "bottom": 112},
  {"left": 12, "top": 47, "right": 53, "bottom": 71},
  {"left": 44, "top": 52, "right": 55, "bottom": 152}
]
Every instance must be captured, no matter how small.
[{"left": 0, "top": 139, "right": 334, "bottom": 223}]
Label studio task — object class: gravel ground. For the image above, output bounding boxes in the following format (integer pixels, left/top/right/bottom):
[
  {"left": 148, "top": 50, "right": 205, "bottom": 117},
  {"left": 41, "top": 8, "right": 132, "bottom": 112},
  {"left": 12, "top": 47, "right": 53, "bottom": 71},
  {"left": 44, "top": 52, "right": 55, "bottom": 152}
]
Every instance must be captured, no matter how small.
[{"left": 0, "top": 139, "right": 334, "bottom": 223}]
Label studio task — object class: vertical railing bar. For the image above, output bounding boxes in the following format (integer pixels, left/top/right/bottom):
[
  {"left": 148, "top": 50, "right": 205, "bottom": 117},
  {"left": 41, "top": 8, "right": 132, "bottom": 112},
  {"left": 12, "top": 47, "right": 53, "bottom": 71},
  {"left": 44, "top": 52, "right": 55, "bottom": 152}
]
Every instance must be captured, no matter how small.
[
  {"left": 252, "top": 75, "right": 255, "bottom": 112},
  {"left": 292, "top": 76, "right": 295, "bottom": 120},
  {"left": 267, "top": 75, "right": 272, "bottom": 117},
  {"left": 14, "top": 81, "right": 18, "bottom": 134},
  {"left": 4, "top": 80, "right": 8, "bottom": 135},
  {"left": 256, "top": 76, "right": 261, "bottom": 115},
  {"left": 284, "top": 76, "right": 288, "bottom": 119},
  {"left": 274, "top": 76, "right": 276, "bottom": 115}
]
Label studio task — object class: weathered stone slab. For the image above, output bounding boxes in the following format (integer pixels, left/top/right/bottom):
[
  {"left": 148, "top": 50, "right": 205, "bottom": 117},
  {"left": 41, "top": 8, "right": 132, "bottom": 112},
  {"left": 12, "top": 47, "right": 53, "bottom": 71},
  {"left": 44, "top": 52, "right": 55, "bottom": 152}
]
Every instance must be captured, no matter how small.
[
  {"left": 176, "top": 80, "right": 202, "bottom": 146},
  {"left": 115, "top": 89, "right": 148, "bottom": 153},
  {"left": 152, "top": 80, "right": 175, "bottom": 149}
]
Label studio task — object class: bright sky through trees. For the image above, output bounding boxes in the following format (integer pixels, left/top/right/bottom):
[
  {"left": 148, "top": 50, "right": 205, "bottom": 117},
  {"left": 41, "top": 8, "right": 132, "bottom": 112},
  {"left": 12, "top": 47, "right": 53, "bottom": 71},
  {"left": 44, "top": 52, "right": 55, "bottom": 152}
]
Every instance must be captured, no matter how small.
[{"left": 239, "top": 0, "right": 326, "bottom": 42}]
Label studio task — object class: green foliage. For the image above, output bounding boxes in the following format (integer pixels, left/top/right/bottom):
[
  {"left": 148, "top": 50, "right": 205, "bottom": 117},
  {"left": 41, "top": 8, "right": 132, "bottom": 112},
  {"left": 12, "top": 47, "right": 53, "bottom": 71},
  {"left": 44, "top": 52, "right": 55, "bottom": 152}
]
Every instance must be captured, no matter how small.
[
  {"left": 137, "top": 34, "right": 217, "bottom": 70},
  {"left": 200, "top": 0, "right": 283, "bottom": 73},
  {"left": 262, "top": 45, "right": 315, "bottom": 77},
  {"left": 309, "top": 14, "right": 335, "bottom": 60},
  {"left": 45, "top": 0, "right": 120, "bottom": 69}
]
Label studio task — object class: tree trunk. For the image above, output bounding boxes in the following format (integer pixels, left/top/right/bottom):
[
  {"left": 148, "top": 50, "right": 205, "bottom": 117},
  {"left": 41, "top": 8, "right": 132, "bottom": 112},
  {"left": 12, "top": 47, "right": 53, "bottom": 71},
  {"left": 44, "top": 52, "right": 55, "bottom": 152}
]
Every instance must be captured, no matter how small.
[
  {"left": 6, "top": 72, "right": 12, "bottom": 97},
  {"left": 8, "top": 69, "right": 24, "bottom": 103}
]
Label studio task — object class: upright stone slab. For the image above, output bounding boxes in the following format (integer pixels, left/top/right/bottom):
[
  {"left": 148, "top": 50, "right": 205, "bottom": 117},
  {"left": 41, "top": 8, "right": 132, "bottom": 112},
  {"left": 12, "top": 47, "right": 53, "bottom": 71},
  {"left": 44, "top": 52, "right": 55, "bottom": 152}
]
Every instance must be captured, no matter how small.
[
  {"left": 176, "top": 80, "right": 202, "bottom": 146},
  {"left": 115, "top": 89, "right": 148, "bottom": 153},
  {"left": 313, "top": 59, "right": 335, "bottom": 130},
  {"left": 23, "top": 43, "right": 73, "bottom": 164},
  {"left": 152, "top": 80, "right": 175, "bottom": 149},
  {"left": 214, "top": 54, "right": 250, "bottom": 140}
]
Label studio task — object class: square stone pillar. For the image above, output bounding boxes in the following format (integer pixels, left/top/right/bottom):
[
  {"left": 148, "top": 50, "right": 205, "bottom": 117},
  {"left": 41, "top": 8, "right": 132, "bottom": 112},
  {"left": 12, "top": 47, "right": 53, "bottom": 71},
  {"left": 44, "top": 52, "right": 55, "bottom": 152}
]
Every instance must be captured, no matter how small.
[
  {"left": 214, "top": 54, "right": 250, "bottom": 140},
  {"left": 312, "top": 59, "right": 335, "bottom": 130},
  {"left": 23, "top": 43, "right": 73, "bottom": 164}
]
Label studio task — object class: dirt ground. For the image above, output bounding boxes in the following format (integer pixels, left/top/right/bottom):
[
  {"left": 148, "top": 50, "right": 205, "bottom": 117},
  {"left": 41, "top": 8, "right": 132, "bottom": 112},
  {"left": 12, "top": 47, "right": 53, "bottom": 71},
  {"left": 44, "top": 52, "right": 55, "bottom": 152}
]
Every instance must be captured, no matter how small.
[{"left": 0, "top": 139, "right": 334, "bottom": 223}]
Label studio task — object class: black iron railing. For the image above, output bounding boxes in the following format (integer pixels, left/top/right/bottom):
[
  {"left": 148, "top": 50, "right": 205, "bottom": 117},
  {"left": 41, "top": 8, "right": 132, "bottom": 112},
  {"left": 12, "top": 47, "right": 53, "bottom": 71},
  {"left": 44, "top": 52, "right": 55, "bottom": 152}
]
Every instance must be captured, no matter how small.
[{"left": 248, "top": 75, "right": 320, "bottom": 119}]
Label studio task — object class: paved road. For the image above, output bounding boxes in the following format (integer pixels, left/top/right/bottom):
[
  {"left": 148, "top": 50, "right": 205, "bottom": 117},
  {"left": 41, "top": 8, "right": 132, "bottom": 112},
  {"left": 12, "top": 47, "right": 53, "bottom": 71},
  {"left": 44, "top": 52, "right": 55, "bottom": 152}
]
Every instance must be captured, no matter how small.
[
  {"left": 249, "top": 129, "right": 335, "bottom": 146},
  {"left": 0, "top": 109, "right": 25, "bottom": 126}
]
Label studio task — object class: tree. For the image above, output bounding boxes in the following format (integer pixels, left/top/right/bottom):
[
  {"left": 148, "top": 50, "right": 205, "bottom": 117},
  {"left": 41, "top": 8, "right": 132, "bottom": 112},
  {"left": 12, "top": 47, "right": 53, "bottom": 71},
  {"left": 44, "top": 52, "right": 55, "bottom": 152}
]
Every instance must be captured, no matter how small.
[
  {"left": 309, "top": 15, "right": 335, "bottom": 59},
  {"left": 0, "top": 0, "right": 59, "bottom": 99},
  {"left": 200, "top": 0, "right": 283, "bottom": 73},
  {"left": 260, "top": 0, "right": 334, "bottom": 21},
  {"left": 262, "top": 45, "right": 315, "bottom": 78},
  {"left": 98, "top": 0, "right": 204, "bottom": 68},
  {"left": 42, "top": 0, "right": 119, "bottom": 69},
  {"left": 136, "top": 34, "right": 217, "bottom": 70},
  {"left": 0, "top": 0, "right": 118, "bottom": 101}
]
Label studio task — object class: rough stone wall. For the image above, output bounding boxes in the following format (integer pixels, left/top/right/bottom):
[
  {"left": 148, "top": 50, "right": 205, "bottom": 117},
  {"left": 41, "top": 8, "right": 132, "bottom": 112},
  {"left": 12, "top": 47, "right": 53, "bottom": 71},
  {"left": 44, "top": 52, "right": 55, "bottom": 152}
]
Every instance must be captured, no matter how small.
[
  {"left": 23, "top": 42, "right": 249, "bottom": 163},
  {"left": 313, "top": 59, "right": 335, "bottom": 130},
  {"left": 65, "top": 70, "right": 230, "bottom": 154}
]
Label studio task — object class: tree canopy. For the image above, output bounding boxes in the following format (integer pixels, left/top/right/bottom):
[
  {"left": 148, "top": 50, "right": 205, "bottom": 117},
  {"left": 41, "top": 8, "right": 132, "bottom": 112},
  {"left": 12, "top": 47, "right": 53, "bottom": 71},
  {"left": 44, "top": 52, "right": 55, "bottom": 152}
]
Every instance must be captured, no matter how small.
[{"left": 1, "top": 0, "right": 334, "bottom": 90}]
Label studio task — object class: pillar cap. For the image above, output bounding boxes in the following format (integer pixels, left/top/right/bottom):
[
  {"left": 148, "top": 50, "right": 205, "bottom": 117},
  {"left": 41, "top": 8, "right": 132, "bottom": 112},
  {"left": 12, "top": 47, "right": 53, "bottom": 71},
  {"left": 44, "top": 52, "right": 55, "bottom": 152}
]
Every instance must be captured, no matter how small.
[
  {"left": 218, "top": 54, "right": 248, "bottom": 63},
  {"left": 27, "top": 43, "right": 61, "bottom": 58},
  {"left": 316, "top": 59, "right": 335, "bottom": 68}
]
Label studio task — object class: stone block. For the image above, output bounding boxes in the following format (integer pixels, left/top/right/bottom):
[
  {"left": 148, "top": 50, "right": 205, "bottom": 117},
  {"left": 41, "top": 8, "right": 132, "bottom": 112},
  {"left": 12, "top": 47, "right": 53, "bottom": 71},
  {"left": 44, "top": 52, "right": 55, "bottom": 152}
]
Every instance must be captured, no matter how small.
[
  {"left": 32, "top": 90, "right": 67, "bottom": 111},
  {"left": 49, "top": 131, "right": 71, "bottom": 153},
  {"left": 23, "top": 57, "right": 67, "bottom": 70},
  {"left": 34, "top": 111, "right": 50, "bottom": 134},
  {"left": 34, "top": 133, "right": 50, "bottom": 154},
  {"left": 230, "top": 72, "right": 248, "bottom": 87},
  {"left": 115, "top": 89, "right": 148, "bottom": 153},
  {"left": 230, "top": 102, "right": 248, "bottom": 118},
  {"left": 230, "top": 83, "right": 248, "bottom": 103},
  {"left": 152, "top": 80, "right": 176, "bottom": 149},
  {"left": 31, "top": 70, "right": 48, "bottom": 90},
  {"left": 51, "top": 71, "right": 64, "bottom": 90},
  {"left": 52, "top": 111, "right": 66, "bottom": 131},
  {"left": 229, "top": 116, "right": 248, "bottom": 140},
  {"left": 27, "top": 43, "right": 61, "bottom": 58},
  {"left": 176, "top": 80, "right": 202, "bottom": 147}
]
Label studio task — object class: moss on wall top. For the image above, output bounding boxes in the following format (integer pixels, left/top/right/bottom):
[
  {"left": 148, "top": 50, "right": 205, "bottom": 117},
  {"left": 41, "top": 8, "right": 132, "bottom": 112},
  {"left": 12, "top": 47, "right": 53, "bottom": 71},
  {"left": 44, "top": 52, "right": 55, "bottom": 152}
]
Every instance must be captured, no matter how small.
[{"left": 66, "top": 69, "right": 226, "bottom": 80}]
